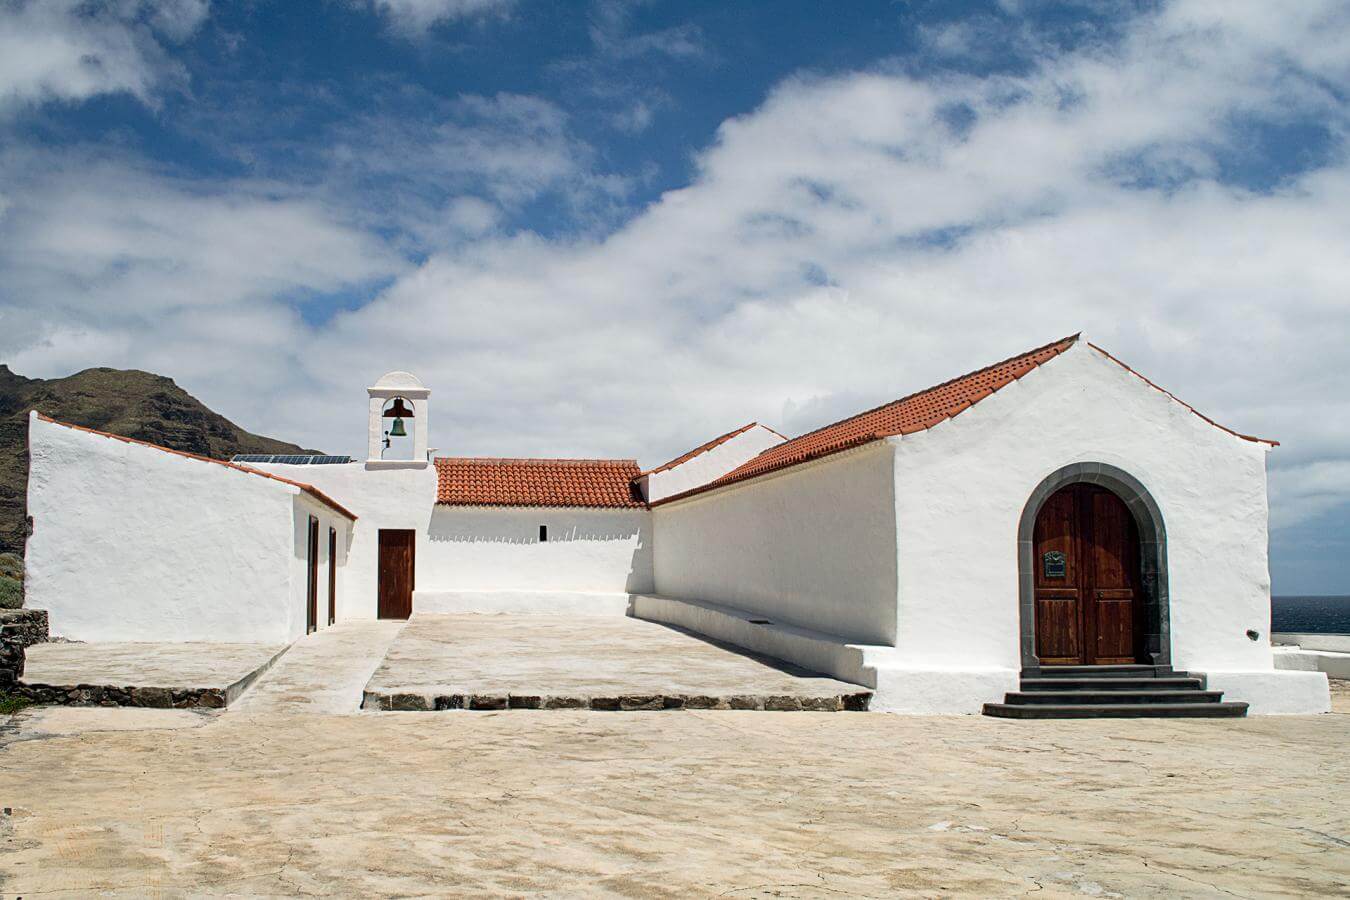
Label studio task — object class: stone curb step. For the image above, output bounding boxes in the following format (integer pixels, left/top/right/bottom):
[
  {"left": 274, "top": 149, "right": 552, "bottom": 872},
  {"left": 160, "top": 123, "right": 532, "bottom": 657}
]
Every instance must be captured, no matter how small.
[
  {"left": 1033, "top": 664, "right": 1175, "bottom": 677},
  {"left": 13, "top": 683, "right": 228, "bottom": 709},
  {"left": 363, "top": 691, "right": 873, "bottom": 712},
  {"left": 1002, "top": 690, "right": 1226, "bottom": 705},
  {"left": 983, "top": 701, "right": 1250, "bottom": 719},
  {"left": 1020, "top": 677, "right": 1205, "bottom": 691}
]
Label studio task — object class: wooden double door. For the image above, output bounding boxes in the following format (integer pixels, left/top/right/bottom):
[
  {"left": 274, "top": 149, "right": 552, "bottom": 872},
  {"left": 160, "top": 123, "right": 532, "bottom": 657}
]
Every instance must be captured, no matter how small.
[
  {"left": 377, "top": 529, "right": 415, "bottom": 620},
  {"left": 1033, "top": 483, "right": 1142, "bottom": 666}
]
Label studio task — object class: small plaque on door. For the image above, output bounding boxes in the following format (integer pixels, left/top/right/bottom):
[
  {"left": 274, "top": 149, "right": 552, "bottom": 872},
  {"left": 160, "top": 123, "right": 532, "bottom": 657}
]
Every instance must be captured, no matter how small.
[{"left": 1043, "top": 550, "right": 1066, "bottom": 578}]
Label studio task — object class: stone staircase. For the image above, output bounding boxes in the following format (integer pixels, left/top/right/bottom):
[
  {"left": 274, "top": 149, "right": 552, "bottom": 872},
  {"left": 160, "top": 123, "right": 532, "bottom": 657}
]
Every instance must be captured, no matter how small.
[{"left": 983, "top": 665, "right": 1249, "bottom": 718}]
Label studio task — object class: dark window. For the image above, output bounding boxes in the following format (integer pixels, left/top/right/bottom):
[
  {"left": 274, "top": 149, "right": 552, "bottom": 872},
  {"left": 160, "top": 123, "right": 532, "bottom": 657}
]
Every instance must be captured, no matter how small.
[{"left": 539, "top": 524, "right": 548, "bottom": 542}]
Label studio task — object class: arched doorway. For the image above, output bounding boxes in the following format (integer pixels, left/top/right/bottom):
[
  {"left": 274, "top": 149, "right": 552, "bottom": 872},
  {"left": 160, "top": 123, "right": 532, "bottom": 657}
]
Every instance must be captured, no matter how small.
[{"left": 1017, "top": 463, "right": 1170, "bottom": 673}]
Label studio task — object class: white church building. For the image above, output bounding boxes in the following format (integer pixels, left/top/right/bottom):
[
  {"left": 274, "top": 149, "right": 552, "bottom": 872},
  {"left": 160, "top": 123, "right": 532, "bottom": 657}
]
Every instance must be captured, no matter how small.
[{"left": 23, "top": 335, "right": 1331, "bottom": 714}]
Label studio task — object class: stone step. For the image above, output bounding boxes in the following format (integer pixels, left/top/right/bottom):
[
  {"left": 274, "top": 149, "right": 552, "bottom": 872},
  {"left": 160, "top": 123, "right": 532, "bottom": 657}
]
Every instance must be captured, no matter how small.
[
  {"left": 983, "top": 701, "right": 1249, "bottom": 719},
  {"left": 363, "top": 690, "right": 874, "bottom": 712},
  {"left": 1003, "top": 690, "right": 1226, "bottom": 706},
  {"left": 1021, "top": 677, "right": 1205, "bottom": 691},
  {"left": 1034, "top": 664, "right": 1172, "bottom": 677}
]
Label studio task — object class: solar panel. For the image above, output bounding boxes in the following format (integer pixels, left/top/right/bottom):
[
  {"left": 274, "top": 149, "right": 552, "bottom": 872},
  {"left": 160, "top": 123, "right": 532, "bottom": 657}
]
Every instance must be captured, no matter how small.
[{"left": 229, "top": 454, "right": 354, "bottom": 465}]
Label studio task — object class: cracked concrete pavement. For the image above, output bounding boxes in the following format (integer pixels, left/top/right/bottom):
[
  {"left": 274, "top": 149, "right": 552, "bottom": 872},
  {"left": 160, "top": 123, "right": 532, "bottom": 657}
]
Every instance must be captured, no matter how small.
[
  {"left": 364, "top": 614, "right": 870, "bottom": 711},
  {"left": 1, "top": 681, "right": 1346, "bottom": 896},
  {"left": 227, "top": 619, "right": 405, "bottom": 715}
]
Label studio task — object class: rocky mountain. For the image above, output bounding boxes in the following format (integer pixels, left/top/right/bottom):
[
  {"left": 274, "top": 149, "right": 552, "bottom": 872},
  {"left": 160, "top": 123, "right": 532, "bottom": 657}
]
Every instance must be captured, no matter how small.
[{"left": 0, "top": 365, "right": 319, "bottom": 556}]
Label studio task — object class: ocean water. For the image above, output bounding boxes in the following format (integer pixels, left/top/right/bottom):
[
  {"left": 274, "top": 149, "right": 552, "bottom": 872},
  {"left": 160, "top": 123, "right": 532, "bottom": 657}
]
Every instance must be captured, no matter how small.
[{"left": 1271, "top": 596, "right": 1350, "bottom": 634}]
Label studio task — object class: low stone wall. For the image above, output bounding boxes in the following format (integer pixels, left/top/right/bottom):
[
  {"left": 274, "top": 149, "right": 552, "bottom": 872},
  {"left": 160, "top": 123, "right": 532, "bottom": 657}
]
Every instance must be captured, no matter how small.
[
  {"left": 1, "top": 612, "right": 228, "bottom": 708},
  {"left": 363, "top": 690, "right": 870, "bottom": 712},
  {"left": 1, "top": 627, "right": 24, "bottom": 689},
  {"left": 11, "top": 683, "right": 227, "bottom": 708},
  {"left": 0, "top": 610, "right": 46, "bottom": 690},
  {"left": 0, "top": 609, "right": 49, "bottom": 648}
]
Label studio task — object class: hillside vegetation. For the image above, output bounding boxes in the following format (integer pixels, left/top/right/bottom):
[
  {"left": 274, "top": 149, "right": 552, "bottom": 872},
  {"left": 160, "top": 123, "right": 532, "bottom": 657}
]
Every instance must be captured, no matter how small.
[{"left": 0, "top": 364, "right": 319, "bottom": 560}]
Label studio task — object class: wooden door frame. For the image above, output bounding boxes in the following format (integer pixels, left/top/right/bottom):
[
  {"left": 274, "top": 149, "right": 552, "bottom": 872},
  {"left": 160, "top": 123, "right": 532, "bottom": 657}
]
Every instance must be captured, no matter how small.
[
  {"left": 1017, "top": 462, "right": 1169, "bottom": 674},
  {"left": 377, "top": 529, "right": 416, "bottom": 620},
  {"left": 305, "top": 515, "right": 319, "bottom": 634},
  {"left": 327, "top": 527, "right": 338, "bottom": 626}
]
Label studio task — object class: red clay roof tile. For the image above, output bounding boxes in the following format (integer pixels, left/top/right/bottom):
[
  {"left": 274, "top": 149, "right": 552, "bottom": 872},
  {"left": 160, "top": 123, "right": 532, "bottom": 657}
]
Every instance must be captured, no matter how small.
[
  {"left": 652, "top": 335, "right": 1081, "bottom": 505},
  {"left": 435, "top": 457, "right": 645, "bottom": 508}
]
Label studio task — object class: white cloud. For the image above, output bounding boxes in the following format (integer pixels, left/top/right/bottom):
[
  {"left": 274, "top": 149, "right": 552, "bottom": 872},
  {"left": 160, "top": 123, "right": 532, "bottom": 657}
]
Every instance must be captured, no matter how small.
[
  {"left": 0, "top": 150, "right": 403, "bottom": 421},
  {"left": 610, "top": 99, "right": 654, "bottom": 134},
  {"left": 362, "top": 0, "right": 513, "bottom": 37},
  {"left": 0, "top": 0, "right": 209, "bottom": 117},
  {"left": 587, "top": 0, "right": 704, "bottom": 62},
  {"left": 296, "top": 1, "right": 1350, "bottom": 499},
  {"left": 318, "top": 91, "right": 627, "bottom": 249},
  {"left": 2, "top": 0, "right": 1349, "bottom": 541}
]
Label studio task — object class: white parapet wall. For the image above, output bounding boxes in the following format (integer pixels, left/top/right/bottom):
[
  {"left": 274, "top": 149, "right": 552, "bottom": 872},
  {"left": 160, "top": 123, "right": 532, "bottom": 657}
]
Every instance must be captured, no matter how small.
[
  {"left": 630, "top": 593, "right": 1020, "bottom": 714},
  {"left": 1273, "top": 633, "right": 1350, "bottom": 653},
  {"left": 1272, "top": 633, "right": 1350, "bottom": 682},
  {"left": 1201, "top": 671, "right": 1330, "bottom": 715}
]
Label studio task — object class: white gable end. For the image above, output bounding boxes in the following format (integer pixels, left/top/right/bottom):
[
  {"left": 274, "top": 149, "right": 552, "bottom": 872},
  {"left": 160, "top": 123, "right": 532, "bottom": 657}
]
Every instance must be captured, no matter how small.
[
  {"left": 889, "top": 341, "right": 1274, "bottom": 674},
  {"left": 641, "top": 424, "right": 786, "bottom": 503}
]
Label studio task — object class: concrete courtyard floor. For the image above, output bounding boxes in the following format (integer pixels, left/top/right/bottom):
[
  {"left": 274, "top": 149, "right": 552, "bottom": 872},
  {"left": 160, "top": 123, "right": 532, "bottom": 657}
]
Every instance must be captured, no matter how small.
[
  {"left": 20, "top": 640, "right": 286, "bottom": 704},
  {"left": 363, "top": 613, "right": 870, "bottom": 711},
  {"left": 1, "top": 683, "right": 1347, "bottom": 897}
]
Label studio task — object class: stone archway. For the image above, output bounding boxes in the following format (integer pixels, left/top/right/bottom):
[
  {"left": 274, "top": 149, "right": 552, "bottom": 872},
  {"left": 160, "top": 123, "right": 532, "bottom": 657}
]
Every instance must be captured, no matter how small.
[{"left": 1017, "top": 462, "right": 1170, "bottom": 673}]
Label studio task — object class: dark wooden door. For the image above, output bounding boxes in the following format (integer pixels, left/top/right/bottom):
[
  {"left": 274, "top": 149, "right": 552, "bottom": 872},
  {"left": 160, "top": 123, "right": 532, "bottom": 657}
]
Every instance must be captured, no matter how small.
[
  {"left": 327, "top": 527, "right": 337, "bottom": 626},
  {"left": 377, "top": 529, "right": 415, "bottom": 620},
  {"left": 1033, "top": 484, "right": 1141, "bottom": 666},
  {"left": 306, "top": 516, "right": 319, "bottom": 634}
]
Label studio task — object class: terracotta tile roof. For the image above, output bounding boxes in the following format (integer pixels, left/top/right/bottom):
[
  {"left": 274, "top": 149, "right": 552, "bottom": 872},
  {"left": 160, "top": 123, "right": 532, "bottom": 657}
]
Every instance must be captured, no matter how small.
[
  {"left": 652, "top": 335, "right": 1081, "bottom": 506},
  {"left": 33, "top": 413, "right": 358, "bottom": 520},
  {"left": 641, "top": 422, "right": 784, "bottom": 477},
  {"left": 435, "top": 457, "right": 646, "bottom": 508}
]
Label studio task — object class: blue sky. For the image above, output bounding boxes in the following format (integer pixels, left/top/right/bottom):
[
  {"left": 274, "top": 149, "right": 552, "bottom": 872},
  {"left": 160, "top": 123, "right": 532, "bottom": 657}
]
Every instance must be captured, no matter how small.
[{"left": 1, "top": 0, "right": 1348, "bottom": 593}]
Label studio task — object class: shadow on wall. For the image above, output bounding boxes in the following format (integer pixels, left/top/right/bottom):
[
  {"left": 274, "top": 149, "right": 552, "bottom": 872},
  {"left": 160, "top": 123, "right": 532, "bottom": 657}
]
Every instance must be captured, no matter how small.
[
  {"left": 426, "top": 515, "right": 641, "bottom": 545},
  {"left": 425, "top": 508, "right": 654, "bottom": 593}
]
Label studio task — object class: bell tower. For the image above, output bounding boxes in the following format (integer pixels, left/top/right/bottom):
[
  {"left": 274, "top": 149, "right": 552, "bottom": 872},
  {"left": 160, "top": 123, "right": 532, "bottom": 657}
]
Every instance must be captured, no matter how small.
[{"left": 367, "top": 371, "right": 430, "bottom": 469}]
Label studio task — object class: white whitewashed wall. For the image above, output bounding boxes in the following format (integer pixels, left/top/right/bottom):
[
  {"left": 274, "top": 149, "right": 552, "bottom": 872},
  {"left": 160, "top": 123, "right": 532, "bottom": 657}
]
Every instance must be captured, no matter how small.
[
  {"left": 288, "top": 493, "right": 353, "bottom": 636},
  {"left": 885, "top": 342, "right": 1326, "bottom": 712},
  {"left": 652, "top": 442, "right": 899, "bottom": 644},
  {"left": 25, "top": 414, "right": 340, "bottom": 643},
  {"left": 417, "top": 506, "right": 652, "bottom": 611},
  {"left": 248, "top": 462, "right": 651, "bottom": 616},
  {"left": 247, "top": 462, "right": 436, "bottom": 621}
]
